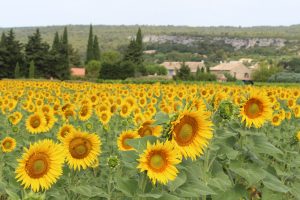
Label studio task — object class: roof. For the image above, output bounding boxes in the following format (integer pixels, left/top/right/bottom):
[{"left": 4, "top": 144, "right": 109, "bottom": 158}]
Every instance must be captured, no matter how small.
[
  {"left": 71, "top": 68, "right": 85, "bottom": 76},
  {"left": 160, "top": 62, "right": 205, "bottom": 73},
  {"left": 210, "top": 61, "right": 247, "bottom": 71}
]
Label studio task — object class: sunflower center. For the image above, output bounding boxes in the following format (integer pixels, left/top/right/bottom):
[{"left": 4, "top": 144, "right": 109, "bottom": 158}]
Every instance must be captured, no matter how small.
[
  {"left": 31, "top": 117, "right": 41, "bottom": 128},
  {"left": 122, "top": 106, "right": 128, "bottom": 114},
  {"left": 3, "top": 141, "right": 12, "bottom": 149},
  {"left": 178, "top": 123, "right": 194, "bottom": 143},
  {"left": 273, "top": 116, "right": 279, "bottom": 123},
  {"left": 26, "top": 153, "right": 49, "bottom": 179},
  {"left": 80, "top": 106, "right": 88, "bottom": 116},
  {"left": 122, "top": 137, "right": 133, "bottom": 150},
  {"left": 244, "top": 99, "right": 263, "bottom": 118},
  {"left": 139, "top": 126, "right": 152, "bottom": 137},
  {"left": 69, "top": 137, "right": 92, "bottom": 159},
  {"left": 149, "top": 154, "right": 165, "bottom": 170}
]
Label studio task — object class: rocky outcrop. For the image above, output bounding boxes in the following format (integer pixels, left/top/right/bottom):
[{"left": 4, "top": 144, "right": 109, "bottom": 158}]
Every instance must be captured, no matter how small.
[{"left": 143, "top": 35, "right": 286, "bottom": 49}]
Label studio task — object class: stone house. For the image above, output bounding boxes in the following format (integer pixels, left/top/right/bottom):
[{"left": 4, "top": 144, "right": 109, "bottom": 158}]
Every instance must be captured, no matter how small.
[
  {"left": 210, "top": 61, "right": 252, "bottom": 81},
  {"left": 160, "top": 61, "right": 205, "bottom": 78}
]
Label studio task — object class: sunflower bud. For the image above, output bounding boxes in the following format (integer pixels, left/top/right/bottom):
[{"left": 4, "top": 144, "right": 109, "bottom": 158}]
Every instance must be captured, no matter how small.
[
  {"left": 85, "top": 122, "right": 93, "bottom": 130},
  {"left": 107, "top": 156, "right": 119, "bottom": 169},
  {"left": 23, "top": 191, "right": 46, "bottom": 200},
  {"left": 218, "top": 101, "right": 234, "bottom": 119}
]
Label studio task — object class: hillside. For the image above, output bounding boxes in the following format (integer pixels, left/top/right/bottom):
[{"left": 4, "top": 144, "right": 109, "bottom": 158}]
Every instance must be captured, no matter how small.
[{"left": 1, "top": 24, "right": 300, "bottom": 59}]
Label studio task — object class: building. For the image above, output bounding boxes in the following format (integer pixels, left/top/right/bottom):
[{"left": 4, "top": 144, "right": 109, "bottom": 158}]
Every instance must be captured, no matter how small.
[
  {"left": 160, "top": 61, "right": 205, "bottom": 78},
  {"left": 210, "top": 61, "right": 252, "bottom": 81},
  {"left": 71, "top": 68, "right": 85, "bottom": 77},
  {"left": 143, "top": 50, "right": 157, "bottom": 54}
]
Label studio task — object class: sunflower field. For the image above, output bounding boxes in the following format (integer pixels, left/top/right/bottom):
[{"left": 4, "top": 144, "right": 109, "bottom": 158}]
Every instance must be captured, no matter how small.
[{"left": 0, "top": 80, "right": 299, "bottom": 200}]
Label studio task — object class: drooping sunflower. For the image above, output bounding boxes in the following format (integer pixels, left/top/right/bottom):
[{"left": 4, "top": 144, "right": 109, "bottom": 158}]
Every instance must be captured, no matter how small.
[
  {"left": 1, "top": 137, "right": 16, "bottom": 152},
  {"left": 138, "top": 120, "right": 162, "bottom": 137},
  {"left": 26, "top": 112, "right": 47, "bottom": 134},
  {"left": 15, "top": 139, "right": 65, "bottom": 192},
  {"left": 57, "top": 124, "right": 76, "bottom": 141},
  {"left": 117, "top": 130, "right": 140, "bottom": 151},
  {"left": 137, "top": 140, "right": 181, "bottom": 185},
  {"left": 63, "top": 131, "right": 101, "bottom": 170},
  {"left": 240, "top": 92, "right": 273, "bottom": 128},
  {"left": 171, "top": 110, "right": 213, "bottom": 160},
  {"left": 8, "top": 111, "right": 23, "bottom": 125}
]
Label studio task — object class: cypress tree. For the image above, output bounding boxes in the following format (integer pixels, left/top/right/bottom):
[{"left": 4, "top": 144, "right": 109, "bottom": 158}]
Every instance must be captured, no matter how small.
[
  {"left": 93, "top": 35, "right": 100, "bottom": 61},
  {"left": 52, "top": 32, "right": 60, "bottom": 51},
  {"left": 86, "top": 24, "right": 94, "bottom": 63},
  {"left": 135, "top": 27, "right": 143, "bottom": 65},
  {"left": 14, "top": 62, "right": 20, "bottom": 78},
  {"left": 29, "top": 60, "right": 35, "bottom": 78}
]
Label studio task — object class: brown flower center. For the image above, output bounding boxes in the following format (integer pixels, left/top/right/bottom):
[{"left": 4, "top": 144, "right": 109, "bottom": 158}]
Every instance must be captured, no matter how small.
[{"left": 69, "top": 137, "right": 92, "bottom": 159}]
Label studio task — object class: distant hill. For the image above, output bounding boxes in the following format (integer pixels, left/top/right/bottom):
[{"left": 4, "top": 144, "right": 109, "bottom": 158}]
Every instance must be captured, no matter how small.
[{"left": 1, "top": 24, "right": 300, "bottom": 58}]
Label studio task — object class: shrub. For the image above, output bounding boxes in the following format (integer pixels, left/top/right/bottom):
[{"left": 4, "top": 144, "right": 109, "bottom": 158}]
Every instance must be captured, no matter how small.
[{"left": 268, "top": 72, "right": 300, "bottom": 83}]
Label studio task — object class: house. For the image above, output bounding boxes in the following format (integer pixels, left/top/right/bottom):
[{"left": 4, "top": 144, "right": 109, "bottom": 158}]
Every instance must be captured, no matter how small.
[
  {"left": 71, "top": 67, "right": 85, "bottom": 77},
  {"left": 143, "top": 50, "right": 157, "bottom": 54},
  {"left": 160, "top": 61, "right": 205, "bottom": 78},
  {"left": 210, "top": 61, "right": 252, "bottom": 81}
]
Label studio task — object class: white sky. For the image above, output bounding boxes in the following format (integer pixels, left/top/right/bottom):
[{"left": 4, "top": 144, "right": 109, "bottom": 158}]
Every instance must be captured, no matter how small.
[{"left": 0, "top": 0, "right": 299, "bottom": 27}]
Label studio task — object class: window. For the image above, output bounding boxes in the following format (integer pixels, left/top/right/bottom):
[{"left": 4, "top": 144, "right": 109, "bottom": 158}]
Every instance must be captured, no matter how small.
[{"left": 244, "top": 73, "right": 249, "bottom": 78}]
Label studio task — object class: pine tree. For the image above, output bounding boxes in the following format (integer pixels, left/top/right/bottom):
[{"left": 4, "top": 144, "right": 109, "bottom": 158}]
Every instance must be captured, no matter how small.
[
  {"left": 0, "top": 29, "right": 23, "bottom": 78},
  {"left": 93, "top": 35, "right": 100, "bottom": 61},
  {"left": 62, "top": 27, "right": 70, "bottom": 78},
  {"left": 14, "top": 62, "right": 20, "bottom": 78},
  {"left": 86, "top": 24, "right": 94, "bottom": 63},
  {"left": 29, "top": 60, "right": 35, "bottom": 78},
  {"left": 25, "top": 28, "right": 50, "bottom": 77}
]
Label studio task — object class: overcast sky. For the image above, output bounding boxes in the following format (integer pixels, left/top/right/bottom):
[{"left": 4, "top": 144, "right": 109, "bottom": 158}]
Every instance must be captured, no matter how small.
[{"left": 1, "top": 0, "right": 299, "bottom": 27}]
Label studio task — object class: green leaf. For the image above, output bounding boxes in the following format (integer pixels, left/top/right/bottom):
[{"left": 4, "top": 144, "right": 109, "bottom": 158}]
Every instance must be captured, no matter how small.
[
  {"left": 230, "top": 163, "right": 266, "bottom": 185},
  {"left": 208, "top": 172, "right": 232, "bottom": 192},
  {"left": 153, "top": 112, "right": 170, "bottom": 125},
  {"left": 261, "top": 188, "right": 284, "bottom": 200},
  {"left": 176, "top": 180, "right": 216, "bottom": 197},
  {"left": 69, "top": 185, "right": 108, "bottom": 198},
  {"left": 291, "top": 182, "right": 300, "bottom": 199},
  {"left": 263, "top": 173, "right": 290, "bottom": 193},
  {"left": 5, "top": 188, "right": 20, "bottom": 200},
  {"left": 212, "top": 184, "right": 247, "bottom": 200},
  {"left": 126, "top": 136, "right": 158, "bottom": 153},
  {"left": 115, "top": 177, "right": 138, "bottom": 197},
  {"left": 167, "top": 171, "right": 187, "bottom": 192},
  {"left": 251, "top": 135, "right": 283, "bottom": 156},
  {"left": 158, "top": 193, "right": 181, "bottom": 200}
]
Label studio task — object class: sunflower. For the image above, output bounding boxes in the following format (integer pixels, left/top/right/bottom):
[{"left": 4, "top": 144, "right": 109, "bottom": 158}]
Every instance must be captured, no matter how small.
[
  {"left": 171, "top": 110, "right": 213, "bottom": 160},
  {"left": 120, "top": 102, "right": 132, "bottom": 118},
  {"left": 240, "top": 92, "right": 273, "bottom": 128},
  {"left": 138, "top": 120, "right": 162, "bottom": 137},
  {"left": 137, "top": 140, "right": 181, "bottom": 185},
  {"left": 15, "top": 139, "right": 65, "bottom": 192},
  {"left": 294, "top": 105, "right": 300, "bottom": 118},
  {"left": 1, "top": 137, "right": 16, "bottom": 152},
  {"left": 57, "top": 124, "right": 76, "bottom": 141},
  {"left": 43, "top": 113, "right": 56, "bottom": 132},
  {"left": 63, "top": 131, "right": 101, "bottom": 170},
  {"left": 98, "top": 110, "right": 111, "bottom": 125},
  {"left": 26, "top": 112, "right": 47, "bottom": 134},
  {"left": 271, "top": 114, "right": 281, "bottom": 126},
  {"left": 8, "top": 111, "right": 23, "bottom": 125},
  {"left": 117, "top": 131, "right": 140, "bottom": 151},
  {"left": 78, "top": 104, "right": 93, "bottom": 121}
]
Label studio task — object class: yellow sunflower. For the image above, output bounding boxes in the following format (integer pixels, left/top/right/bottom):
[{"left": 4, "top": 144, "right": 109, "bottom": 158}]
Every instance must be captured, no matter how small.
[
  {"left": 137, "top": 140, "right": 181, "bottom": 185},
  {"left": 117, "top": 130, "right": 140, "bottom": 151},
  {"left": 98, "top": 110, "right": 111, "bottom": 125},
  {"left": 240, "top": 92, "right": 273, "bottom": 128},
  {"left": 171, "top": 110, "right": 213, "bottom": 160},
  {"left": 271, "top": 114, "right": 281, "bottom": 126},
  {"left": 15, "top": 139, "right": 65, "bottom": 192},
  {"left": 26, "top": 112, "right": 47, "bottom": 134},
  {"left": 57, "top": 124, "right": 76, "bottom": 141},
  {"left": 63, "top": 131, "right": 101, "bottom": 170},
  {"left": 8, "top": 111, "right": 23, "bottom": 125},
  {"left": 78, "top": 104, "right": 93, "bottom": 121},
  {"left": 1, "top": 137, "right": 16, "bottom": 152},
  {"left": 138, "top": 120, "right": 162, "bottom": 137}
]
